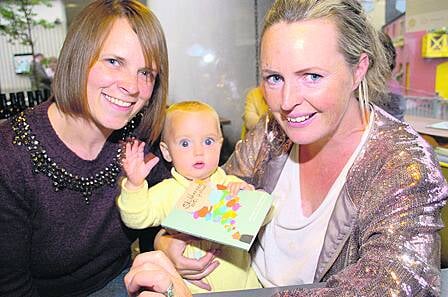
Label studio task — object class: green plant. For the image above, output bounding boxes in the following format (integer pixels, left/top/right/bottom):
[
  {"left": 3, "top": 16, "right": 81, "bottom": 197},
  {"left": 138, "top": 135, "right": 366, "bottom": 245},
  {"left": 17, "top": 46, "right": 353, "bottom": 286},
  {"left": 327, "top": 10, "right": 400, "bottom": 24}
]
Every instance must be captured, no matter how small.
[{"left": 0, "top": 0, "right": 56, "bottom": 89}]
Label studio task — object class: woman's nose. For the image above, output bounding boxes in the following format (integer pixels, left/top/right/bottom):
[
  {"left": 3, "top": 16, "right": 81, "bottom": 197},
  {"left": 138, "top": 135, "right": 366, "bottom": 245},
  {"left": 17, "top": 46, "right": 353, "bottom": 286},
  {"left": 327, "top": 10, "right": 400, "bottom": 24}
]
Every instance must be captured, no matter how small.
[
  {"left": 281, "top": 82, "right": 303, "bottom": 111},
  {"left": 118, "top": 71, "right": 139, "bottom": 95}
]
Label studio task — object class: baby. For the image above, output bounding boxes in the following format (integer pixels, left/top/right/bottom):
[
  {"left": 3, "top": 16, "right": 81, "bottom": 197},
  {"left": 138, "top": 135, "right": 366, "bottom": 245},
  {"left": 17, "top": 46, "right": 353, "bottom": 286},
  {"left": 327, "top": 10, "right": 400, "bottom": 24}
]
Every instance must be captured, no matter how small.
[{"left": 117, "top": 101, "right": 261, "bottom": 293}]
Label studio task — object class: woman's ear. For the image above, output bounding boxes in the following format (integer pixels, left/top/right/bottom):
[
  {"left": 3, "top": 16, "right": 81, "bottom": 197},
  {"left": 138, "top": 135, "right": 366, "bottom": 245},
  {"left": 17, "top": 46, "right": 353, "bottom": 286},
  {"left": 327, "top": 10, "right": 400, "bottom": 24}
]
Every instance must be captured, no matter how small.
[
  {"left": 352, "top": 53, "right": 370, "bottom": 91},
  {"left": 159, "top": 142, "right": 172, "bottom": 162}
]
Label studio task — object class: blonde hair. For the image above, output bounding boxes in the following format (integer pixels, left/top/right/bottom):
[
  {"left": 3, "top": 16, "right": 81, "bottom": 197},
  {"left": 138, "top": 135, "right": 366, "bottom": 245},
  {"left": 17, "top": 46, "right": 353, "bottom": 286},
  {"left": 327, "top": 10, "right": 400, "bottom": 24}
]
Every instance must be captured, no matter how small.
[
  {"left": 52, "top": 0, "right": 168, "bottom": 143},
  {"left": 162, "top": 101, "right": 222, "bottom": 141},
  {"left": 262, "top": 0, "right": 389, "bottom": 104}
]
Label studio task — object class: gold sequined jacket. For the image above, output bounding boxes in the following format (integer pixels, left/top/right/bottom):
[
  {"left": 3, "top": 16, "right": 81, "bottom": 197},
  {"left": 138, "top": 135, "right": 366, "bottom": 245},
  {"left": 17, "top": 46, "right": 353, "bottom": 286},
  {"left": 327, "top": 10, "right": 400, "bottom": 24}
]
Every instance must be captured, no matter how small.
[{"left": 223, "top": 106, "right": 448, "bottom": 296}]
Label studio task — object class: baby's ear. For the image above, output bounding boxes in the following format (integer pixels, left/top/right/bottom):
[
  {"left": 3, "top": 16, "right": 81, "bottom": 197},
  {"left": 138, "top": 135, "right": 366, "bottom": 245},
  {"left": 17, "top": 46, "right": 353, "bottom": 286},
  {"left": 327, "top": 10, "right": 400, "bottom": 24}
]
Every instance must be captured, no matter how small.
[{"left": 159, "top": 142, "right": 172, "bottom": 162}]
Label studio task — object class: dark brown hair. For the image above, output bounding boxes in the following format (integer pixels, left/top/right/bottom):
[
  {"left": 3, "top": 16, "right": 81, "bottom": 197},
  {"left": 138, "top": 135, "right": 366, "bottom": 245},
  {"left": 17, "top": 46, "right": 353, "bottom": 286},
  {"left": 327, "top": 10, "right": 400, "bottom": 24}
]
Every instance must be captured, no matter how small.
[{"left": 379, "top": 31, "right": 397, "bottom": 72}]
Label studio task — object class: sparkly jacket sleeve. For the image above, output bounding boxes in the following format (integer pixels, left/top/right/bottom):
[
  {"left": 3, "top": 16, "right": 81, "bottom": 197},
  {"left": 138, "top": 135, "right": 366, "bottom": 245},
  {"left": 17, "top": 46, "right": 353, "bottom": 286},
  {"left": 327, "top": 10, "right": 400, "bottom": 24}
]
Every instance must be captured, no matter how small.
[
  {"left": 223, "top": 116, "right": 269, "bottom": 182},
  {"left": 0, "top": 121, "right": 40, "bottom": 297}
]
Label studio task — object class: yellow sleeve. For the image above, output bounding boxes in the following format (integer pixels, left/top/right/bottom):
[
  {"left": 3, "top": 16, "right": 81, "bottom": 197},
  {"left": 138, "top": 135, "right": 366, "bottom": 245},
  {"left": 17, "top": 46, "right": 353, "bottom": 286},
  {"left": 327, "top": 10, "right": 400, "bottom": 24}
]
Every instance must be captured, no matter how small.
[
  {"left": 243, "top": 87, "right": 268, "bottom": 131},
  {"left": 116, "top": 178, "right": 179, "bottom": 229},
  {"left": 223, "top": 174, "right": 245, "bottom": 185}
]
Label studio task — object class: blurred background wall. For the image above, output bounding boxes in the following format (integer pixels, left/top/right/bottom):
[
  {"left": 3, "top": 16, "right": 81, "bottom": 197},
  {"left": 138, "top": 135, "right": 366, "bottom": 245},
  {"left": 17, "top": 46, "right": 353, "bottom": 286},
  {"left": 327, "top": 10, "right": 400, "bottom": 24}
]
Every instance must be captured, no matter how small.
[
  {"left": 0, "top": 0, "right": 66, "bottom": 93},
  {"left": 147, "top": 0, "right": 274, "bottom": 144},
  {"left": 1, "top": 0, "right": 448, "bottom": 147}
]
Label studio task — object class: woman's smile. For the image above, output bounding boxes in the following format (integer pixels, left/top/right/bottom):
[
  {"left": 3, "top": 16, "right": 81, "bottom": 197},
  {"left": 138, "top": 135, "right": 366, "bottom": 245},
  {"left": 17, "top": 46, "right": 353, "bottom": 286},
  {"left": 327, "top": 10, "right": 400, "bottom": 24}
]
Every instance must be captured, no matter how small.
[{"left": 103, "top": 93, "right": 133, "bottom": 108}]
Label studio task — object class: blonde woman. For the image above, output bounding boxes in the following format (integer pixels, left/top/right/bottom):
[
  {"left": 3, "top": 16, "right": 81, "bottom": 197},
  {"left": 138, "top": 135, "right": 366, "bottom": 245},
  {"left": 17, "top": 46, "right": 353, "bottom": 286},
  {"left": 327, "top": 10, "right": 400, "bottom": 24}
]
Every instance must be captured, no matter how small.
[{"left": 149, "top": 0, "right": 448, "bottom": 296}]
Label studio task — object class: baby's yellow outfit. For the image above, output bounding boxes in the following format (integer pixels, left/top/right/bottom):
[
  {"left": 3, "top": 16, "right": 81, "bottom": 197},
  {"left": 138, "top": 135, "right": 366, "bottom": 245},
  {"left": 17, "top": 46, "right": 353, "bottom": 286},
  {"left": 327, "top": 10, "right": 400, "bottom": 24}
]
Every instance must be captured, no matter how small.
[{"left": 117, "top": 167, "right": 261, "bottom": 293}]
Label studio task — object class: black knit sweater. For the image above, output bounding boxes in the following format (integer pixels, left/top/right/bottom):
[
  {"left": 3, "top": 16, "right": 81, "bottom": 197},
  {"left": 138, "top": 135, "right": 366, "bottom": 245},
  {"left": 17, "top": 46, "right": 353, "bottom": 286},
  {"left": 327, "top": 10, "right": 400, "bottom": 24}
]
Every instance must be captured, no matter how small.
[{"left": 0, "top": 101, "right": 170, "bottom": 297}]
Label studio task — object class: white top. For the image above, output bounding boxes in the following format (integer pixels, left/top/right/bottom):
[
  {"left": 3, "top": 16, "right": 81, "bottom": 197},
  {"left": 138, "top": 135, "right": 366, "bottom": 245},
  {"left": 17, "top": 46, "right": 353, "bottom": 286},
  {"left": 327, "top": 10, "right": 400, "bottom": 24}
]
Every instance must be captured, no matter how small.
[{"left": 252, "top": 114, "right": 373, "bottom": 287}]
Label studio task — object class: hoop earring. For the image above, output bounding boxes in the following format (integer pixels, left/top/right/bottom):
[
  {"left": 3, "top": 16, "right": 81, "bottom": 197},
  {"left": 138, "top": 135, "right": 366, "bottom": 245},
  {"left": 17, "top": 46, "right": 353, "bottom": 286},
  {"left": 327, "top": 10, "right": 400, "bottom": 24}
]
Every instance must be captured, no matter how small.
[{"left": 358, "top": 78, "right": 369, "bottom": 127}]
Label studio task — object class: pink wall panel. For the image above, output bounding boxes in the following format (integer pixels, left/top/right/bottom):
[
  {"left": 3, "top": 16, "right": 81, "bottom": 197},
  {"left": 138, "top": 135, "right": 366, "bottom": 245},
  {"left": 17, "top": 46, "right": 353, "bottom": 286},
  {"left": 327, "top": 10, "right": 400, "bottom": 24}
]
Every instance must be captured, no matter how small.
[{"left": 384, "top": 15, "right": 448, "bottom": 97}]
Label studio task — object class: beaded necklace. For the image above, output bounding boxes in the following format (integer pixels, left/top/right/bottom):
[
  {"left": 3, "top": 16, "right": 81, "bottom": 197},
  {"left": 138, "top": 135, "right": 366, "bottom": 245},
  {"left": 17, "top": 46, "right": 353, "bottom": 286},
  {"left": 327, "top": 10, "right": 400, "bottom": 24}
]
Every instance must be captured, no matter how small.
[{"left": 11, "top": 110, "right": 138, "bottom": 204}]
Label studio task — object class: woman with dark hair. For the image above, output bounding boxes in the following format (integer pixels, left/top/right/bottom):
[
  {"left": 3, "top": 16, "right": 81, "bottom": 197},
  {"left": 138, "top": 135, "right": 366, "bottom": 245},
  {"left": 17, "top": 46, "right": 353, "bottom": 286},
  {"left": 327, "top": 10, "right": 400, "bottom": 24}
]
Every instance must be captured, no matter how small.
[{"left": 0, "top": 1, "right": 169, "bottom": 296}]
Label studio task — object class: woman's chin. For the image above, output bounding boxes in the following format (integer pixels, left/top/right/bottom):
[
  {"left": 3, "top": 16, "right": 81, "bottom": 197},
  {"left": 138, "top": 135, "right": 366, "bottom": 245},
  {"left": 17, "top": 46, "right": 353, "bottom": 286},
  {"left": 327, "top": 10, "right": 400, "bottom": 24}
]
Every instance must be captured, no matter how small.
[{"left": 92, "top": 118, "right": 129, "bottom": 135}]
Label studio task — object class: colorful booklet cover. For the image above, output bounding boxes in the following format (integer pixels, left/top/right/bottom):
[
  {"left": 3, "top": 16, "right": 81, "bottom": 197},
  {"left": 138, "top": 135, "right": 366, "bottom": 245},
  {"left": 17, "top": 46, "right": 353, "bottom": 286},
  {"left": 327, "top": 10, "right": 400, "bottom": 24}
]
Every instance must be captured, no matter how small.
[{"left": 161, "top": 182, "right": 273, "bottom": 251}]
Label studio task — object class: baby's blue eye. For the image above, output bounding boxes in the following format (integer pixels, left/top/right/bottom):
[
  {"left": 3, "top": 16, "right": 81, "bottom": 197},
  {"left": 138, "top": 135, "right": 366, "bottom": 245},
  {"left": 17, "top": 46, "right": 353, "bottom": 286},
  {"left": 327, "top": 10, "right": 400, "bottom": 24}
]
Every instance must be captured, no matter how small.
[
  {"left": 180, "top": 140, "right": 190, "bottom": 147},
  {"left": 204, "top": 138, "right": 215, "bottom": 146}
]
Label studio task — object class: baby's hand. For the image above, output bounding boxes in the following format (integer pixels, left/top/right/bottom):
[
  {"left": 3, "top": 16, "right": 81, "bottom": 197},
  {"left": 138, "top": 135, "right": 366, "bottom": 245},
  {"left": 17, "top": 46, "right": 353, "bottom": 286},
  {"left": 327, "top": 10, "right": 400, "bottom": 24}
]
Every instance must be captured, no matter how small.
[
  {"left": 122, "top": 139, "right": 159, "bottom": 190},
  {"left": 226, "top": 181, "right": 255, "bottom": 197}
]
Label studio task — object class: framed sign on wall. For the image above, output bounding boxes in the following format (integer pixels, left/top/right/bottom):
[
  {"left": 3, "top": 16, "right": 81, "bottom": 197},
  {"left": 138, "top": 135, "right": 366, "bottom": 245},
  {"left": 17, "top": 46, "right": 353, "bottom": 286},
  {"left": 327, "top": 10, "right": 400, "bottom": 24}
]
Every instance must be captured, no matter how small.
[{"left": 13, "top": 53, "right": 33, "bottom": 74}]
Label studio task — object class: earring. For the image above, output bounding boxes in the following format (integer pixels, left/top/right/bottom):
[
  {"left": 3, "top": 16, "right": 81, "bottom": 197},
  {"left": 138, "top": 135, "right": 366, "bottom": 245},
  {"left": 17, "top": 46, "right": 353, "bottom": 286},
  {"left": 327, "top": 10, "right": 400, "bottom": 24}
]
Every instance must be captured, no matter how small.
[{"left": 358, "top": 78, "right": 369, "bottom": 126}]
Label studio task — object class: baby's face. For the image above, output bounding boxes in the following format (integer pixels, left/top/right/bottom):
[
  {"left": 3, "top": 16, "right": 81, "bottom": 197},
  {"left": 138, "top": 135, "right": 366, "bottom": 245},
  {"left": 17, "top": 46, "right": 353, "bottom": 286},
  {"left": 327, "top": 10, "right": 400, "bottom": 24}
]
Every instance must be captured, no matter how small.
[{"left": 164, "top": 110, "right": 223, "bottom": 180}]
